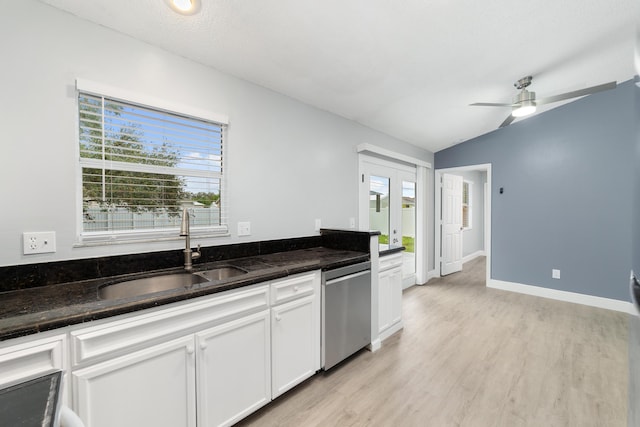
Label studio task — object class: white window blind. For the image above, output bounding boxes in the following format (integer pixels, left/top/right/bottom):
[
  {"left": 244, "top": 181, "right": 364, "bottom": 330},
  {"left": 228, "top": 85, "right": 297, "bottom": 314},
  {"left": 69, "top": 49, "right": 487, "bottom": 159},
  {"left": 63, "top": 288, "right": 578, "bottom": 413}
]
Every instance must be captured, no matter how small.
[{"left": 78, "top": 91, "right": 227, "bottom": 240}]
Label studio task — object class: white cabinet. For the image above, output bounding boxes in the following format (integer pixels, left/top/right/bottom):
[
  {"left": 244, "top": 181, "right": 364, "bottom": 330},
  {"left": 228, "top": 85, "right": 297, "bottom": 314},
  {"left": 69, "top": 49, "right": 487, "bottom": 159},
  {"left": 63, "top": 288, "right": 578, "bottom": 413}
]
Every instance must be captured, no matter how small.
[
  {"left": 70, "top": 283, "right": 271, "bottom": 427},
  {"left": 270, "top": 271, "right": 320, "bottom": 398},
  {"left": 378, "top": 253, "right": 403, "bottom": 341},
  {"left": 0, "top": 333, "right": 67, "bottom": 389},
  {"left": 196, "top": 310, "right": 271, "bottom": 427},
  {"left": 0, "top": 333, "right": 71, "bottom": 424},
  {"left": 72, "top": 335, "right": 196, "bottom": 427},
  {"left": 2, "top": 268, "right": 323, "bottom": 427}
]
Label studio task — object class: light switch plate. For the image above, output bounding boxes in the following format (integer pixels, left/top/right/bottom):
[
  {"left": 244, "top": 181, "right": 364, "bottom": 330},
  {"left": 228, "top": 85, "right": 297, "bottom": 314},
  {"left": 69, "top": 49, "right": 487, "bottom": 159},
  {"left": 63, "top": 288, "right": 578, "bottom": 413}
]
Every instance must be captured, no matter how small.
[
  {"left": 23, "top": 232, "right": 56, "bottom": 254},
  {"left": 552, "top": 269, "right": 561, "bottom": 279},
  {"left": 237, "top": 222, "right": 251, "bottom": 236}
]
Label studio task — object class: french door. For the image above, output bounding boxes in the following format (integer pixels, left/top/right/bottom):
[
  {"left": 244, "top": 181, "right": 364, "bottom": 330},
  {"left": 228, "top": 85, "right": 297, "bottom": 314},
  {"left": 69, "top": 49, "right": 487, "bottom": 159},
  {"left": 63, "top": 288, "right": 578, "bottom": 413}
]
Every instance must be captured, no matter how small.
[{"left": 359, "top": 157, "right": 417, "bottom": 287}]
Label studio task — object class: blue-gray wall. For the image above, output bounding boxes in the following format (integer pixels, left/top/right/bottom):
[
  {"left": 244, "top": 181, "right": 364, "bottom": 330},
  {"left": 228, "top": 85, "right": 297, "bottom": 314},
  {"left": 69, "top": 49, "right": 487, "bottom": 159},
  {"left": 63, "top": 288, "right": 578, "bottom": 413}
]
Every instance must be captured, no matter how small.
[
  {"left": 634, "top": 74, "right": 640, "bottom": 289},
  {"left": 630, "top": 74, "right": 640, "bottom": 427},
  {"left": 435, "top": 80, "right": 635, "bottom": 302}
]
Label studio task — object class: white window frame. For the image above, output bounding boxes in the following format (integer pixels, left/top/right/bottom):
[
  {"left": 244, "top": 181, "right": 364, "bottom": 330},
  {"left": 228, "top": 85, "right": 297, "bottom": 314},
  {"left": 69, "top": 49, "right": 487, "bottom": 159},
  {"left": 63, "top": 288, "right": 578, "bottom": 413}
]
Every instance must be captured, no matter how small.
[
  {"left": 74, "top": 79, "right": 230, "bottom": 245},
  {"left": 462, "top": 180, "right": 472, "bottom": 230}
]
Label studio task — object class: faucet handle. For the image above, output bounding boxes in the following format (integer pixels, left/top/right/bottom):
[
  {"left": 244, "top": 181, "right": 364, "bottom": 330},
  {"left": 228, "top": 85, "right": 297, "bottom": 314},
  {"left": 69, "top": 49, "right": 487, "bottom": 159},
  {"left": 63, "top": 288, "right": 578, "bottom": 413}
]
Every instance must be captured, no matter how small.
[{"left": 192, "top": 244, "right": 201, "bottom": 260}]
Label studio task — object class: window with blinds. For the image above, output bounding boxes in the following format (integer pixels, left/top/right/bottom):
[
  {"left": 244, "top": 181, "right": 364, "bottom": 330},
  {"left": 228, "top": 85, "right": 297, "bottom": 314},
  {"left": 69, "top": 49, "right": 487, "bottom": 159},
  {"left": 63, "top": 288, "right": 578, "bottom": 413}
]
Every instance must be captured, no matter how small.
[
  {"left": 78, "top": 91, "right": 227, "bottom": 240},
  {"left": 462, "top": 181, "right": 472, "bottom": 230}
]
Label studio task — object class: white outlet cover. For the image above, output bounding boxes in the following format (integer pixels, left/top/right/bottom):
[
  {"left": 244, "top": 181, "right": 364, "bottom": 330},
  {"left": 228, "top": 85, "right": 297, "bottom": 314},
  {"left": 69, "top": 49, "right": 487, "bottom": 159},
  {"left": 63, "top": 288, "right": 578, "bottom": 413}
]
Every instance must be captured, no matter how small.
[
  {"left": 552, "top": 269, "right": 561, "bottom": 279},
  {"left": 314, "top": 219, "right": 321, "bottom": 231},
  {"left": 237, "top": 222, "right": 251, "bottom": 236},
  {"left": 23, "top": 231, "right": 56, "bottom": 255}
]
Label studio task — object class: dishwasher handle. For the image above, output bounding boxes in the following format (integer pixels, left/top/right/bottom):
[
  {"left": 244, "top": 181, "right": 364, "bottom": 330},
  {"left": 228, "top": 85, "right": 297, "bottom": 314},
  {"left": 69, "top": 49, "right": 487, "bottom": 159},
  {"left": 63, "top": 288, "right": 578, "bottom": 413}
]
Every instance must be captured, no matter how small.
[{"left": 325, "top": 270, "right": 370, "bottom": 286}]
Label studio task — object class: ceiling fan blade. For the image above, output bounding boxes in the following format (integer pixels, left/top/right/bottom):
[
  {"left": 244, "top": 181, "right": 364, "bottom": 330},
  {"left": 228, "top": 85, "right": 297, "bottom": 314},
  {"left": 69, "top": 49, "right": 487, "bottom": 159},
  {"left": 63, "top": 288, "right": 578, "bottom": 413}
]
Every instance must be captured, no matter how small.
[
  {"left": 536, "top": 81, "right": 617, "bottom": 106},
  {"left": 469, "top": 102, "right": 513, "bottom": 107},
  {"left": 499, "top": 114, "right": 516, "bottom": 128}
]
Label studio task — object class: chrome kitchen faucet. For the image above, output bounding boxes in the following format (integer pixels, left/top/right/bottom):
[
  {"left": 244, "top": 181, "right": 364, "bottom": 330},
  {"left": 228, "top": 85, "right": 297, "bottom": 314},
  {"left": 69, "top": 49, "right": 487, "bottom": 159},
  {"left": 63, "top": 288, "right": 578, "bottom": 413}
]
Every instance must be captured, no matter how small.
[{"left": 180, "top": 208, "right": 201, "bottom": 271}]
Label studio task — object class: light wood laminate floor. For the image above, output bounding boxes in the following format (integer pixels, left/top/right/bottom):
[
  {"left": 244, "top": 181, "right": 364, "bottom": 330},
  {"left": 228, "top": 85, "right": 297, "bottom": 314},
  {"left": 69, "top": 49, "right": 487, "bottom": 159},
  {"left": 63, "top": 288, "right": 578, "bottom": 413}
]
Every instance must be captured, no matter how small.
[{"left": 238, "top": 257, "right": 628, "bottom": 426}]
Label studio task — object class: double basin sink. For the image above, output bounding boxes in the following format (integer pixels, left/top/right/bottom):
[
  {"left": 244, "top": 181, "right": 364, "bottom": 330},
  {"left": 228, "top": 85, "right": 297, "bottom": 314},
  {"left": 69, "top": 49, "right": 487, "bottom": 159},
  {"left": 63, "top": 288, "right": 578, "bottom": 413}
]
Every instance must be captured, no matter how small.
[{"left": 98, "top": 267, "right": 248, "bottom": 300}]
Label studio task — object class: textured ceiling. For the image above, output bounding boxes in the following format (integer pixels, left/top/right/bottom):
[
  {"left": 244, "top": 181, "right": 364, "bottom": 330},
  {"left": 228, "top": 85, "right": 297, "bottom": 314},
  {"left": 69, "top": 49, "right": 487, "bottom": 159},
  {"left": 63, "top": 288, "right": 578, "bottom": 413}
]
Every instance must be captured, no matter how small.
[{"left": 39, "top": 0, "right": 636, "bottom": 152}]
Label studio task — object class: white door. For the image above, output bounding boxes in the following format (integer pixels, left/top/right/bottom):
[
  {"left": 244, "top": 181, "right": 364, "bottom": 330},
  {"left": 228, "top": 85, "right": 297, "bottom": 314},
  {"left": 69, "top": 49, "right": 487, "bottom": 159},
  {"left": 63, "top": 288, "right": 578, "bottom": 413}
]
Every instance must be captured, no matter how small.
[
  {"left": 441, "top": 173, "right": 463, "bottom": 275},
  {"left": 196, "top": 310, "right": 271, "bottom": 427},
  {"left": 72, "top": 336, "right": 196, "bottom": 427},
  {"left": 360, "top": 158, "right": 417, "bottom": 287},
  {"left": 271, "top": 295, "right": 316, "bottom": 398}
]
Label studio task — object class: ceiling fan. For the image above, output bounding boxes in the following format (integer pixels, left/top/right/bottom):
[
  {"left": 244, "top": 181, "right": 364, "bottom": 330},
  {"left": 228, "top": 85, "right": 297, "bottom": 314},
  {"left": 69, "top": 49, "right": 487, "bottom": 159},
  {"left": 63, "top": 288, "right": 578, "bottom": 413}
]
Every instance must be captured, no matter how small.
[{"left": 470, "top": 76, "right": 617, "bottom": 128}]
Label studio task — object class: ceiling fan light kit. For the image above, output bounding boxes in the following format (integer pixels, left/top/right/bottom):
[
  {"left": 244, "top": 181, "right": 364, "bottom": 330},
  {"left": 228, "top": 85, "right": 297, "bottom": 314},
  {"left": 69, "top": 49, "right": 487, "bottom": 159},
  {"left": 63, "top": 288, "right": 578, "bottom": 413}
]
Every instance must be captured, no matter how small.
[
  {"left": 511, "top": 89, "right": 536, "bottom": 117},
  {"left": 165, "top": 0, "right": 200, "bottom": 15},
  {"left": 470, "top": 75, "right": 616, "bottom": 128}
]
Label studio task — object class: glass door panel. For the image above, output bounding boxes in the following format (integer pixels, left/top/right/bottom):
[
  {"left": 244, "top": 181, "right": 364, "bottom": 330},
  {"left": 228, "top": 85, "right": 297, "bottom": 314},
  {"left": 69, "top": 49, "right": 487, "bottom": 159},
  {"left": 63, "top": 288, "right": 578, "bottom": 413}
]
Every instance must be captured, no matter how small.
[
  {"left": 369, "top": 175, "right": 390, "bottom": 247},
  {"left": 401, "top": 180, "right": 416, "bottom": 279}
]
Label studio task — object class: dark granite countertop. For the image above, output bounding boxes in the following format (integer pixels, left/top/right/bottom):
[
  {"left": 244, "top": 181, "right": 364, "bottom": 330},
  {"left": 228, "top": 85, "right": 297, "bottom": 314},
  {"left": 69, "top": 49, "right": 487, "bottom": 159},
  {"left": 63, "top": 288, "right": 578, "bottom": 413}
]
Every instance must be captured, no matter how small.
[
  {"left": 379, "top": 244, "right": 406, "bottom": 256},
  {"left": 0, "top": 247, "right": 368, "bottom": 341}
]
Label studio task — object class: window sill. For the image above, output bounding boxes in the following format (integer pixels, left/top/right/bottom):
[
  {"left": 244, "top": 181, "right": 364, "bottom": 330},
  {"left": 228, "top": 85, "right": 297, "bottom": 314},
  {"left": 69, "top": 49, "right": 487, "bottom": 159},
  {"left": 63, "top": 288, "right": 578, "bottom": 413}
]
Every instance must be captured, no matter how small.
[{"left": 74, "top": 227, "right": 229, "bottom": 247}]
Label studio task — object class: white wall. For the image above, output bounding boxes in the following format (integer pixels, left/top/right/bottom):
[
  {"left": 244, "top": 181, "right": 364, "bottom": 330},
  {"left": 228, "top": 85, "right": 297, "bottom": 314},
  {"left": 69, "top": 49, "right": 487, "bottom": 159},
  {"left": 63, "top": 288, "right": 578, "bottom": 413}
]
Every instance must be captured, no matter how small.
[{"left": 0, "top": 0, "right": 434, "bottom": 267}]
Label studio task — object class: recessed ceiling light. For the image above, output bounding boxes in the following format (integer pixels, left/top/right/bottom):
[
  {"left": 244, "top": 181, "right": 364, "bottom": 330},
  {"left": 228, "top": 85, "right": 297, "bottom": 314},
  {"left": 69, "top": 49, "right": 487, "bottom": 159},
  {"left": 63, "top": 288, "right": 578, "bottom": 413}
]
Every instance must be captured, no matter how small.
[{"left": 166, "top": 0, "right": 200, "bottom": 15}]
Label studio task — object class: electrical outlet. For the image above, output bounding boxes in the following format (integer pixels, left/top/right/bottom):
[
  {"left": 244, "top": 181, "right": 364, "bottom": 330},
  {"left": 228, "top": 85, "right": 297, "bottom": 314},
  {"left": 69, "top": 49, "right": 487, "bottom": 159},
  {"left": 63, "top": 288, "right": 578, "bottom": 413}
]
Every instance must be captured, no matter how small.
[
  {"left": 349, "top": 217, "right": 355, "bottom": 229},
  {"left": 23, "top": 232, "right": 56, "bottom": 255},
  {"left": 314, "top": 219, "right": 321, "bottom": 231},
  {"left": 552, "top": 269, "right": 561, "bottom": 279},
  {"left": 237, "top": 222, "right": 251, "bottom": 236}
]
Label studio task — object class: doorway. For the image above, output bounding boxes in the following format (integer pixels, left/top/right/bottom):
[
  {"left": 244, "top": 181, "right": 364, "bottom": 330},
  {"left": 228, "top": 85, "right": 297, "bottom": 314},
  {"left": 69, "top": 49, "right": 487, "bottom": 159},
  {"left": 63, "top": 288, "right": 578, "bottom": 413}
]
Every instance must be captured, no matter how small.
[
  {"left": 359, "top": 156, "right": 418, "bottom": 288},
  {"left": 435, "top": 164, "right": 492, "bottom": 285}
]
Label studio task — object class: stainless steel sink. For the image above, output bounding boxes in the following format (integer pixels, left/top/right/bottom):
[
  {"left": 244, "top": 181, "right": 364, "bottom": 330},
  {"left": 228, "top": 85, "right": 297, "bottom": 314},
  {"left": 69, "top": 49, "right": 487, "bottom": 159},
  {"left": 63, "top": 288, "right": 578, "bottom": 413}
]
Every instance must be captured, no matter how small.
[
  {"left": 98, "top": 273, "right": 211, "bottom": 300},
  {"left": 194, "top": 266, "right": 247, "bottom": 282}
]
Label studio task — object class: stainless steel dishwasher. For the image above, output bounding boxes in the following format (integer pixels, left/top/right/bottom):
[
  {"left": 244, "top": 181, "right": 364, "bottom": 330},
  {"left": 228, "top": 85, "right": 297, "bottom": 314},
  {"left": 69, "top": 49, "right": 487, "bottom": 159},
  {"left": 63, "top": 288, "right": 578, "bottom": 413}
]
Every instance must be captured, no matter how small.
[{"left": 322, "top": 261, "right": 371, "bottom": 370}]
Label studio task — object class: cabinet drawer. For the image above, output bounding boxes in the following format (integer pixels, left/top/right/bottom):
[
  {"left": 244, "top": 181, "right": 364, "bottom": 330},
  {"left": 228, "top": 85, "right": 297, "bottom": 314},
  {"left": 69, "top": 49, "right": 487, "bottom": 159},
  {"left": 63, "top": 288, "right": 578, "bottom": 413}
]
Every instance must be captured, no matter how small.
[
  {"left": 270, "top": 272, "right": 317, "bottom": 306},
  {"left": 0, "top": 334, "right": 66, "bottom": 387},
  {"left": 71, "top": 284, "right": 269, "bottom": 367},
  {"left": 379, "top": 253, "right": 403, "bottom": 272}
]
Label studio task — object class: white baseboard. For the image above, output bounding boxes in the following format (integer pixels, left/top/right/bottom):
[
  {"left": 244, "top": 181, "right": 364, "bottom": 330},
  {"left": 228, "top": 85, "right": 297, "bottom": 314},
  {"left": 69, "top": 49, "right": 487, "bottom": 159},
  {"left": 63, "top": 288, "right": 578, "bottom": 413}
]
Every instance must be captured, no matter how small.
[
  {"left": 488, "top": 279, "right": 635, "bottom": 314},
  {"left": 421, "top": 269, "right": 439, "bottom": 284},
  {"left": 368, "top": 338, "right": 382, "bottom": 352},
  {"left": 463, "top": 250, "right": 486, "bottom": 264},
  {"left": 379, "top": 321, "right": 403, "bottom": 342}
]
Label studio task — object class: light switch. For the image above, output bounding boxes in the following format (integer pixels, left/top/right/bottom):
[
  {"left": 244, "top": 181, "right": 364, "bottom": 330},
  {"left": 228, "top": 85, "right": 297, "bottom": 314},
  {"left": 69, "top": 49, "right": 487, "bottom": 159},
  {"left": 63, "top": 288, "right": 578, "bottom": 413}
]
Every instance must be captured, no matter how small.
[{"left": 237, "top": 222, "right": 251, "bottom": 236}]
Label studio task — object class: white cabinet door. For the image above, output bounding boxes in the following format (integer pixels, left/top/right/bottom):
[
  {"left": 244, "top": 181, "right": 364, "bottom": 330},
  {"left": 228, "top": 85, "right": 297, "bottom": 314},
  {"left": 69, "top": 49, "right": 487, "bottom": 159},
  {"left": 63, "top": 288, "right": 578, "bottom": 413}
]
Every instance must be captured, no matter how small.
[
  {"left": 72, "top": 335, "right": 196, "bottom": 427},
  {"left": 196, "top": 310, "right": 271, "bottom": 427},
  {"left": 390, "top": 267, "right": 403, "bottom": 326},
  {"left": 378, "top": 266, "right": 402, "bottom": 338},
  {"left": 378, "top": 268, "right": 392, "bottom": 333},
  {"left": 271, "top": 295, "right": 316, "bottom": 398}
]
